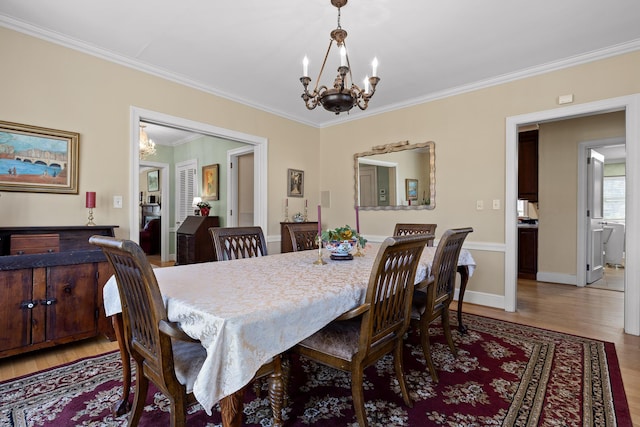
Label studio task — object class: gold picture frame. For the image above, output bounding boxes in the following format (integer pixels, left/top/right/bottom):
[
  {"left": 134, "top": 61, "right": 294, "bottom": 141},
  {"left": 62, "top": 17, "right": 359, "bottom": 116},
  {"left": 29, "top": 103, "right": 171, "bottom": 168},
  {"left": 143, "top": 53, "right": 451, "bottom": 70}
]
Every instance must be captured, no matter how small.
[
  {"left": 0, "top": 120, "right": 79, "bottom": 194},
  {"left": 202, "top": 163, "right": 219, "bottom": 201}
]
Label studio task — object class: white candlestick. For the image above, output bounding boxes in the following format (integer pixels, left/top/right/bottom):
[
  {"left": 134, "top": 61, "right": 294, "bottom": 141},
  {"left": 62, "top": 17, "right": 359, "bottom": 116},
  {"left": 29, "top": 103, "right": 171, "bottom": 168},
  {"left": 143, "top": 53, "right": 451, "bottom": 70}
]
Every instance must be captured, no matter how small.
[
  {"left": 364, "top": 76, "right": 370, "bottom": 94},
  {"left": 372, "top": 57, "right": 378, "bottom": 76},
  {"left": 340, "top": 46, "right": 347, "bottom": 66},
  {"left": 303, "top": 56, "right": 309, "bottom": 77}
]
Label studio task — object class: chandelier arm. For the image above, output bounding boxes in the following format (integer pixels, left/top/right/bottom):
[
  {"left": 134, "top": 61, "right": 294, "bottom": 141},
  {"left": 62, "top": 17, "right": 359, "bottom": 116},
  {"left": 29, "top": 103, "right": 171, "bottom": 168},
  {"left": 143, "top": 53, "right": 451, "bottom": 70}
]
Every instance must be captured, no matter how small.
[
  {"left": 342, "top": 40, "right": 354, "bottom": 89},
  {"left": 314, "top": 39, "right": 335, "bottom": 93}
]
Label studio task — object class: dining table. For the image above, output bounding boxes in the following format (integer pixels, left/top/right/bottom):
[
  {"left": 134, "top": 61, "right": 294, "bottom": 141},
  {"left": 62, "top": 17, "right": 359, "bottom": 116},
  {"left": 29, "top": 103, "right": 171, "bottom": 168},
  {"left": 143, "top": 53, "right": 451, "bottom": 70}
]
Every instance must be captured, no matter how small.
[{"left": 103, "top": 241, "right": 476, "bottom": 426}]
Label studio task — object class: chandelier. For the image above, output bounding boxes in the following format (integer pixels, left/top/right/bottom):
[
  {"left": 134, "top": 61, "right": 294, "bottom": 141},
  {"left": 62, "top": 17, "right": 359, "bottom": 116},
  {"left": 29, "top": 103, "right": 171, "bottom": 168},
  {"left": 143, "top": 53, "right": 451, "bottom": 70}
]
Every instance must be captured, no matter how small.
[
  {"left": 139, "top": 124, "right": 156, "bottom": 158},
  {"left": 300, "top": 0, "right": 380, "bottom": 114}
]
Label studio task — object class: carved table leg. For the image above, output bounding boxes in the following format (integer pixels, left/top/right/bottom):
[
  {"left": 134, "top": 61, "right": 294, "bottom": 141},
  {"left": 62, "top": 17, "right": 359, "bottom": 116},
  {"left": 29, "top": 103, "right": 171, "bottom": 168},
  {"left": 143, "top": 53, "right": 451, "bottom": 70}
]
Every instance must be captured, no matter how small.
[
  {"left": 111, "top": 314, "right": 132, "bottom": 416},
  {"left": 268, "top": 355, "right": 285, "bottom": 427},
  {"left": 456, "top": 266, "right": 470, "bottom": 334},
  {"left": 220, "top": 389, "right": 245, "bottom": 427}
]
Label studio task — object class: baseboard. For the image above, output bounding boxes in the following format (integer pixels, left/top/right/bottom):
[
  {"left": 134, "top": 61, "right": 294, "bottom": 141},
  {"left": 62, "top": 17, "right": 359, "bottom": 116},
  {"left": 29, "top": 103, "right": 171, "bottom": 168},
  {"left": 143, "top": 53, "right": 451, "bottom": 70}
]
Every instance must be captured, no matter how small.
[
  {"left": 536, "top": 271, "right": 577, "bottom": 285},
  {"left": 454, "top": 289, "right": 504, "bottom": 310}
]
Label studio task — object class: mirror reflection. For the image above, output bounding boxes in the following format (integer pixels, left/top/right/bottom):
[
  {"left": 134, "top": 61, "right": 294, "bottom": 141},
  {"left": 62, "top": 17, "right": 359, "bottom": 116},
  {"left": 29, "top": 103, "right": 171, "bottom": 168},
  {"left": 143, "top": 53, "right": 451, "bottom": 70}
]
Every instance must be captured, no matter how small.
[{"left": 354, "top": 141, "right": 435, "bottom": 210}]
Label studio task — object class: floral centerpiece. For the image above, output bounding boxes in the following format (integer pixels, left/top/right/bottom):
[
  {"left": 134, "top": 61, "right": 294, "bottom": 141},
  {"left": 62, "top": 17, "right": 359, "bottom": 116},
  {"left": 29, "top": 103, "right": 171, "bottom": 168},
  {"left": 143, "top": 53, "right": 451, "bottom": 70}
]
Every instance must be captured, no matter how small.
[{"left": 321, "top": 224, "right": 367, "bottom": 255}]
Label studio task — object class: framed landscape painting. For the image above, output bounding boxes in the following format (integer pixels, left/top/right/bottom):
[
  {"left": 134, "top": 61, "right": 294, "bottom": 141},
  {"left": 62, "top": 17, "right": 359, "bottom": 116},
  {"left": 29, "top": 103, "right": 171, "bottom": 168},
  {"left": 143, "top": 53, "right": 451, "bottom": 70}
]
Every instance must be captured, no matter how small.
[{"left": 0, "top": 121, "right": 79, "bottom": 194}]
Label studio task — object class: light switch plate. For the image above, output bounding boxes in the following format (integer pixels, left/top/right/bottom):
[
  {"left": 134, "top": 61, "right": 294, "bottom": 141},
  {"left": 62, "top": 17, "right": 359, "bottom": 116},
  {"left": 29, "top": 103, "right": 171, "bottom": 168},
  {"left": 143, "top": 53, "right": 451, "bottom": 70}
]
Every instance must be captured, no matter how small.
[
  {"left": 493, "top": 199, "right": 500, "bottom": 210},
  {"left": 113, "top": 195, "right": 123, "bottom": 208},
  {"left": 476, "top": 200, "right": 484, "bottom": 210}
]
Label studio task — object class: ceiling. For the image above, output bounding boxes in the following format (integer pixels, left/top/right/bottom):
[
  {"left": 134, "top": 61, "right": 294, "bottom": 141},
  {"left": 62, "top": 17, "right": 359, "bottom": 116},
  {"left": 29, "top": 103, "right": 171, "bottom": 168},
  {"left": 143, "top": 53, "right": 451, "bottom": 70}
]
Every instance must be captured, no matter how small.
[{"left": 2, "top": 1, "right": 640, "bottom": 129}]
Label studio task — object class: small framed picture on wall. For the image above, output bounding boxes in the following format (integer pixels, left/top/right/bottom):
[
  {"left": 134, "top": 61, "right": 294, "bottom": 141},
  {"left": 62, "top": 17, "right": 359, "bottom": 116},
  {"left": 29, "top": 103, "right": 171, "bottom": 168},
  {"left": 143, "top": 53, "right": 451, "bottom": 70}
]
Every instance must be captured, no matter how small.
[
  {"left": 405, "top": 178, "right": 418, "bottom": 201},
  {"left": 147, "top": 170, "right": 159, "bottom": 192},
  {"left": 287, "top": 168, "right": 304, "bottom": 197},
  {"left": 202, "top": 163, "right": 219, "bottom": 201}
]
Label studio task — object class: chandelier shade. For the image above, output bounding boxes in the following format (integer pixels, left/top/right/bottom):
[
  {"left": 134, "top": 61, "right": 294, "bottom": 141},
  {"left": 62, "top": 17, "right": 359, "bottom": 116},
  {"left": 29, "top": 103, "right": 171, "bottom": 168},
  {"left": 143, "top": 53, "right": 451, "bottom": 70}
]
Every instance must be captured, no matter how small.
[
  {"left": 300, "top": 0, "right": 380, "bottom": 114},
  {"left": 139, "top": 124, "right": 156, "bottom": 158}
]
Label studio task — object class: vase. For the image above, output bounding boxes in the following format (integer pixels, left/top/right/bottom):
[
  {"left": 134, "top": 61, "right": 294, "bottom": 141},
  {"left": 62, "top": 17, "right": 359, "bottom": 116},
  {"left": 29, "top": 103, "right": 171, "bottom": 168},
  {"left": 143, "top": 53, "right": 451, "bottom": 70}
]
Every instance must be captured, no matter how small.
[
  {"left": 324, "top": 239, "right": 356, "bottom": 256},
  {"left": 200, "top": 207, "right": 210, "bottom": 216}
]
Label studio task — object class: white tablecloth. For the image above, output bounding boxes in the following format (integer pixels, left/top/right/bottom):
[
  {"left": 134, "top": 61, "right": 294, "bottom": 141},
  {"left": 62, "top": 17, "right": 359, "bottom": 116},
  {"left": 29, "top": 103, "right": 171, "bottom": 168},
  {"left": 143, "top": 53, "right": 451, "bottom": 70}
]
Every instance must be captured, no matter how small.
[{"left": 103, "top": 244, "right": 475, "bottom": 414}]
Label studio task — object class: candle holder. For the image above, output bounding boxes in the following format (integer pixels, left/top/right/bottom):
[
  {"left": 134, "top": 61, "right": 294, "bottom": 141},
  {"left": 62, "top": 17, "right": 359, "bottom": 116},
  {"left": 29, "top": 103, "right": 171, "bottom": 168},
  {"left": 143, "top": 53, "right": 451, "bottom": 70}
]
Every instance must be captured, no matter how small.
[
  {"left": 304, "top": 205, "right": 308, "bottom": 221},
  {"left": 284, "top": 205, "right": 290, "bottom": 222},
  {"left": 354, "top": 240, "right": 364, "bottom": 257},
  {"left": 86, "top": 208, "right": 96, "bottom": 226},
  {"left": 313, "top": 235, "right": 326, "bottom": 265}
]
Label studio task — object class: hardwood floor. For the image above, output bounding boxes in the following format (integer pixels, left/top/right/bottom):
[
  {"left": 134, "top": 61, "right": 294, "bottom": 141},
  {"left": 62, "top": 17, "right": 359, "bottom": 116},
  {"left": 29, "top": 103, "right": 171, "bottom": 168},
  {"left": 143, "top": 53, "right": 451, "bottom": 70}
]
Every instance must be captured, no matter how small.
[{"left": 1, "top": 279, "right": 639, "bottom": 425}]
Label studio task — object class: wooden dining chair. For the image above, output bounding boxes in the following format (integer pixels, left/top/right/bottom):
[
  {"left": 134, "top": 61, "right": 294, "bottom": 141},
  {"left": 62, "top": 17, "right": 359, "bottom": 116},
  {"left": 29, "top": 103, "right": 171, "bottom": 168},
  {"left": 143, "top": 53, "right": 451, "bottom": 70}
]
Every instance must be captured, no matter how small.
[
  {"left": 209, "top": 226, "right": 268, "bottom": 260},
  {"left": 89, "top": 235, "right": 282, "bottom": 427},
  {"left": 293, "top": 234, "right": 430, "bottom": 427},
  {"left": 286, "top": 222, "right": 319, "bottom": 251},
  {"left": 393, "top": 223, "right": 437, "bottom": 246},
  {"left": 410, "top": 227, "right": 473, "bottom": 382}
]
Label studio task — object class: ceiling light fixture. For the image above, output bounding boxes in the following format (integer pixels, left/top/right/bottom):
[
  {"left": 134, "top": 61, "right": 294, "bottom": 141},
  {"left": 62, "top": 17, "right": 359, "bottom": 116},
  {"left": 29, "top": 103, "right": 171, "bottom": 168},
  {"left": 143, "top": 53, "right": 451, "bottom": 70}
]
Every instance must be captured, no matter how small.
[
  {"left": 139, "top": 124, "right": 156, "bottom": 158},
  {"left": 300, "top": 0, "right": 380, "bottom": 115}
]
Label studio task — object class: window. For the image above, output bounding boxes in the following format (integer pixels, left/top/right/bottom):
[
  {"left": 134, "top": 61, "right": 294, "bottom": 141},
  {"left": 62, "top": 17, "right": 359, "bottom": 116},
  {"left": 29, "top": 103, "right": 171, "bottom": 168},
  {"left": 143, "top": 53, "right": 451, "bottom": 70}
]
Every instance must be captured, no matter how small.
[{"left": 603, "top": 176, "right": 625, "bottom": 220}]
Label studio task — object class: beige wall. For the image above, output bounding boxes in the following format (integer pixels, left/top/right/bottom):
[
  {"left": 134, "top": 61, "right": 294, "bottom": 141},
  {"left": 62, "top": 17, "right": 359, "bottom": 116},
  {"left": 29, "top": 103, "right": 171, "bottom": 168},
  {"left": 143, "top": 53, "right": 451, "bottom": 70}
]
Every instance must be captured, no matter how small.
[
  {"left": 0, "top": 27, "right": 319, "bottom": 242},
  {"left": 1, "top": 26, "right": 639, "bottom": 302},
  {"left": 538, "top": 112, "right": 625, "bottom": 277}
]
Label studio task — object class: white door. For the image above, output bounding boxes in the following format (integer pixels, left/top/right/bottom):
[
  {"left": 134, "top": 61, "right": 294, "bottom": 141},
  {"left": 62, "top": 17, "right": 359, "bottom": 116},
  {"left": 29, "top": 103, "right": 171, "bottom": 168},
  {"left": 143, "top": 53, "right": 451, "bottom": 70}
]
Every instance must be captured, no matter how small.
[{"left": 586, "top": 149, "right": 605, "bottom": 284}]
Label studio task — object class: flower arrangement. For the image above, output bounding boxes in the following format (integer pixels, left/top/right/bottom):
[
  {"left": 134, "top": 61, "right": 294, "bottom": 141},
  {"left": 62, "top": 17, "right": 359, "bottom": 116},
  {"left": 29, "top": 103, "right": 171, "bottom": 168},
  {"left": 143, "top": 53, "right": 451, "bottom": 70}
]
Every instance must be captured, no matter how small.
[
  {"left": 321, "top": 224, "right": 367, "bottom": 248},
  {"left": 196, "top": 200, "right": 211, "bottom": 209}
]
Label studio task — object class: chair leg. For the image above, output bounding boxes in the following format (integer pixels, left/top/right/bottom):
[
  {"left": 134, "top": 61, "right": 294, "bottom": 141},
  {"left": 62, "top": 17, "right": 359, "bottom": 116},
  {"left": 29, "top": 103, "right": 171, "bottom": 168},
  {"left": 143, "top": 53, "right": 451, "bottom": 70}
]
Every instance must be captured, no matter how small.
[
  {"left": 351, "top": 366, "right": 368, "bottom": 427},
  {"left": 419, "top": 319, "right": 439, "bottom": 383},
  {"left": 129, "top": 363, "right": 148, "bottom": 427},
  {"left": 168, "top": 395, "right": 187, "bottom": 427},
  {"left": 393, "top": 340, "right": 413, "bottom": 408},
  {"left": 442, "top": 310, "right": 457, "bottom": 356}
]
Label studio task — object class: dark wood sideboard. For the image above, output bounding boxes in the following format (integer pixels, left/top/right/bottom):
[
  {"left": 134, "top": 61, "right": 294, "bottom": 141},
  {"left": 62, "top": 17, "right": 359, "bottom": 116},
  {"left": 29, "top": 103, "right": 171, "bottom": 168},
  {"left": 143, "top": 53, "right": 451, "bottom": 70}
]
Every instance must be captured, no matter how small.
[
  {"left": 0, "top": 225, "right": 118, "bottom": 358},
  {"left": 176, "top": 216, "right": 220, "bottom": 265},
  {"left": 280, "top": 221, "right": 318, "bottom": 253}
]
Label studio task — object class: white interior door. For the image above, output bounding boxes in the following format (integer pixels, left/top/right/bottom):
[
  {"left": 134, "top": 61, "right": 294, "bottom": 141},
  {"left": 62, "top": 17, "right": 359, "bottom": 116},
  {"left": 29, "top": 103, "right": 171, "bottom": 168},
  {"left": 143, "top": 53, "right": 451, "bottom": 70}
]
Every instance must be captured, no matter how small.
[{"left": 587, "top": 149, "right": 605, "bottom": 284}]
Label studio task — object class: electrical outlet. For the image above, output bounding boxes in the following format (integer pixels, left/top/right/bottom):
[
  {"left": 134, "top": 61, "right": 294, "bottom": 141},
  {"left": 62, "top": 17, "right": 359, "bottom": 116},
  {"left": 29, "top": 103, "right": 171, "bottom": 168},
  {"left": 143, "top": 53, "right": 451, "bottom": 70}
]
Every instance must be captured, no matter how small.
[
  {"left": 113, "top": 195, "right": 123, "bottom": 208},
  {"left": 493, "top": 199, "right": 500, "bottom": 210},
  {"left": 476, "top": 200, "right": 483, "bottom": 210}
]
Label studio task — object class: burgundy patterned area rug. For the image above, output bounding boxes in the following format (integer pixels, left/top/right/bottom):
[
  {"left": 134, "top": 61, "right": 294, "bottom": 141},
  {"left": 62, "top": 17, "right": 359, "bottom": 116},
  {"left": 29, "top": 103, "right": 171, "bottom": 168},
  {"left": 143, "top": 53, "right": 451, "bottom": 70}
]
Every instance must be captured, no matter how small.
[{"left": 0, "top": 313, "right": 631, "bottom": 426}]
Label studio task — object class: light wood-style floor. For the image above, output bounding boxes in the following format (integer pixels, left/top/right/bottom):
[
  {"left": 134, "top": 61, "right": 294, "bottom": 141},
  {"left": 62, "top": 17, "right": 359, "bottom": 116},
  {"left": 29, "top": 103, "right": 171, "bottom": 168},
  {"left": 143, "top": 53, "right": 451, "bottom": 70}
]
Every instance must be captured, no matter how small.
[{"left": 1, "top": 278, "right": 639, "bottom": 425}]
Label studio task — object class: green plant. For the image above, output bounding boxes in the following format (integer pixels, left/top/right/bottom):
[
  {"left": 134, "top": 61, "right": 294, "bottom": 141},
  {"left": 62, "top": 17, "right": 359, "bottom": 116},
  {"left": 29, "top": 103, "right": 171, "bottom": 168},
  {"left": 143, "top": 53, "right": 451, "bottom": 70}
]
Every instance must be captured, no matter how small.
[
  {"left": 197, "top": 201, "right": 211, "bottom": 208},
  {"left": 321, "top": 224, "right": 367, "bottom": 247}
]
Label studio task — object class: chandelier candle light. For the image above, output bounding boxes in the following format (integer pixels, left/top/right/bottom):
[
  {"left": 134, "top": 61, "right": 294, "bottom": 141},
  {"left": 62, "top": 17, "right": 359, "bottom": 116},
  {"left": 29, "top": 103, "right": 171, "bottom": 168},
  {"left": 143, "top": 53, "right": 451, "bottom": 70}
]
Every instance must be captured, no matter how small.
[
  {"left": 139, "top": 124, "right": 156, "bottom": 158},
  {"left": 300, "top": 0, "right": 380, "bottom": 114},
  {"left": 85, "top": 191, "right": 96, "bottom": 226}
]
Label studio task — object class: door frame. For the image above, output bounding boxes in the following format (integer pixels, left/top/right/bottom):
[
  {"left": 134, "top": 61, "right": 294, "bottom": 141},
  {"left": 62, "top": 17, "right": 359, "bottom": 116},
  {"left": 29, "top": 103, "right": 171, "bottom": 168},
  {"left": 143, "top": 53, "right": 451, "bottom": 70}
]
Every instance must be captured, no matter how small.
[
  {"left": 577, "top": 137, "right": 625, "bottom": 286},
  {"left": 505, "top": 94, "right": 640, "bottom": 335},
  {"left": 129, "top": 107, "right": 268, "bottom": 248},
  {"left": 139, "top": 160, "right": 170, "bottom": 262}
]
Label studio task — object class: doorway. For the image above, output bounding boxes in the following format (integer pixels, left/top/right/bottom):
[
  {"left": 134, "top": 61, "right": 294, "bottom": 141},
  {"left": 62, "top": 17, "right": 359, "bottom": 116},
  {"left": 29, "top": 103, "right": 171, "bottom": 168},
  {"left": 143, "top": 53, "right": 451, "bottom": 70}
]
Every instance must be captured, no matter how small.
[
  {"left": 578, "top": 139, "right": 626, "bottom": 289},
  {"left": 129, "top": 107, "right": 268, "bottom": 259},
  {"left": 505, "top": 94, "right": 640, "bottom": 336}
]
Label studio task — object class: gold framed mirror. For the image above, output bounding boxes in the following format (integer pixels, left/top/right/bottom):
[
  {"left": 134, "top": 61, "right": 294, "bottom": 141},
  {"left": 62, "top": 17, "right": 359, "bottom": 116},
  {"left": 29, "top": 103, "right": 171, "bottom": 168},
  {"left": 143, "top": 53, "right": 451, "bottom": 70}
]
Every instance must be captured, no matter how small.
[{"left": 354, "top": 140, "right": 435, "bottom": 210}]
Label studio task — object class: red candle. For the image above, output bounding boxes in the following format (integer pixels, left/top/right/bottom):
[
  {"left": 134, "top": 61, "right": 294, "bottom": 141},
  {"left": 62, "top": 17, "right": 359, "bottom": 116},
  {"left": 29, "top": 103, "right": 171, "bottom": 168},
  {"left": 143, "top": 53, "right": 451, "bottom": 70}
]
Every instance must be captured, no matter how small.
[
  {"left": 317, "top": 205, "right": 322, "bottom": 236},
  {"left": 355, "top": 206, "right": 360, "bottom": 233},
  {"left": 86, "top": 191, "right": 96, "bottom": 208}
]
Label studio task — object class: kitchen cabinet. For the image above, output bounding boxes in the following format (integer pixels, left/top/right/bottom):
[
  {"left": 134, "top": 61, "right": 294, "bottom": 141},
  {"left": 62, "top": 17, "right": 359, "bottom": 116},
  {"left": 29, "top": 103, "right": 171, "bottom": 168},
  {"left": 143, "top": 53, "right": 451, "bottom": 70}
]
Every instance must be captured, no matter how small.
[
  {"left": 518, "top": 129, "right": 539, "bottom": 202},
  {"left": 518, "top": 226, "right": 538, "bottom": 280},
  {"left": 0, "top": 225, "right": 118, "bottom": 358}
]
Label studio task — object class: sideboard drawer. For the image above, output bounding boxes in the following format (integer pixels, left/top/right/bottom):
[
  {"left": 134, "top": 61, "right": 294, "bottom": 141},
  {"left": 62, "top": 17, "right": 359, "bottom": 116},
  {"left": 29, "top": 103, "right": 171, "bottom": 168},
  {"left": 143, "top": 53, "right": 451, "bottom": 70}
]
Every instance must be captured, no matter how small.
[{"left": 10, "top": 234, "right": 60, "bottom": 255}]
